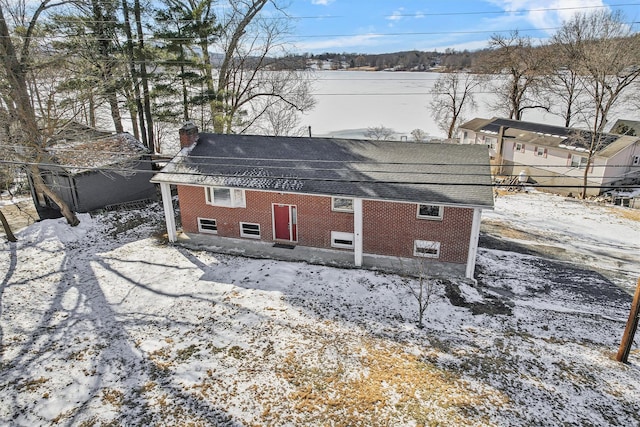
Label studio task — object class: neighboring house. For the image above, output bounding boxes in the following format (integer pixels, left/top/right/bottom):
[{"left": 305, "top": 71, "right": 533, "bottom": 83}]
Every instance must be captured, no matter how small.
[
  {"left": 30, "top": 132, "right": 157, "bottom": 218},
  {"left": 151, "top": 124, "right": 494, "bottom": 279},
  {"left": 459, "top": 117, "right": 640, "bottom": 196},
  {"left": 609, "top": 119, "right": 640, "bottom": 137}
]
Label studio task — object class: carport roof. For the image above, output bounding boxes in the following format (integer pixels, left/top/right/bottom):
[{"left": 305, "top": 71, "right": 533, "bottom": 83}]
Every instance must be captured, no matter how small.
[{"left": 151, "top": 133, "right": 494, "bottom": 209}]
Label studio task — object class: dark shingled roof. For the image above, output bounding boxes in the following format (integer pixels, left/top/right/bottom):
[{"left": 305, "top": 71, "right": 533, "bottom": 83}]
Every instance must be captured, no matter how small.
[{"left": 152, "top": 133, "right": 494, "bottom": 208}]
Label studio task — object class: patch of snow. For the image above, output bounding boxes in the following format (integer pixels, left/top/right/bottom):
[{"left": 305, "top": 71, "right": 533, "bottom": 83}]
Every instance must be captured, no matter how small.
[{"left": 0, "top": 194, "right": 639, "bottom": 425}]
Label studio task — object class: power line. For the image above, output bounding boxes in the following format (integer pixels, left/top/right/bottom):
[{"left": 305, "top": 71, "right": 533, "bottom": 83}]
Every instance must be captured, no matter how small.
[
  {"left": 9, "top": 22, "right": 640, "bottom": 41},
  {"left": 1, "top": 144, "right": 638, "bottom": 170},
  {"left": 0, "top": 157, "right": 637, "bottom": 187},
  {"left": 23, "top": 3, "right": 640, "bottom": 25}
]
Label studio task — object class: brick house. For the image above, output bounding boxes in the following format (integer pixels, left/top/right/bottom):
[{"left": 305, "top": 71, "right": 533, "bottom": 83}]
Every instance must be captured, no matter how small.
[{"left": 151, "top": 124, "right": 494, "bottom": 279}]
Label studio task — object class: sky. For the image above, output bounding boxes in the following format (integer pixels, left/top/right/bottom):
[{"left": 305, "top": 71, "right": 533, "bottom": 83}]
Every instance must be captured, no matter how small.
[{"left": 281, "top": 0, "right": 640, "bottom": 54}]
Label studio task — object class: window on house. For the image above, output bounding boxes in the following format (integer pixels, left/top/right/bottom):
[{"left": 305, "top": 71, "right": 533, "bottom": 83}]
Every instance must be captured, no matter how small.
[
  {"left": 417, "top": 204, "right": 443, "bottom": 220},
  {"left": 633, "top": 155, "right": 640, "bottom": 166},
  {"left": 332, "top": 197, "right": 354, "bottom": 212},
  {"left": 570, "top": 154, "right": 588, "bottom": 169},
  {"left": 240, "top": 222, "right": 260, "bottom": 238},
  {"left": 515, "top": 143, "right": 525, "bottom": 153},
  {"left": 331, "top": 231, "right": 354, "bottom": 249},
  {"left": 197, "top": 218, "right": 217, "bottom": 234},
  {"left": 205, "top": 187, "right": 246, "bottom": 208},
  {"left": 414, "top": 240, "right": 441, "bottom": 258},
  {"left": 486, "top": 137, "right": 496, "bottom": 150},
  {"left": 535, "top": 147, "right": 547, "bottom": 157}
]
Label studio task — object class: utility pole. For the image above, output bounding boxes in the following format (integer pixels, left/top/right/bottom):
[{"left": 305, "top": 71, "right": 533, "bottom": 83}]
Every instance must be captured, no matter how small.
[{"left": 616, "top": 277, "right": 640, "bottom": 363}]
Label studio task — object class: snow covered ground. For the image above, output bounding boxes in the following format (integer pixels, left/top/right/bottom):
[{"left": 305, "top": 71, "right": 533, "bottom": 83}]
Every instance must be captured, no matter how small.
[{"left": 1, "top": 192, "right": 639, "bottom": 425}]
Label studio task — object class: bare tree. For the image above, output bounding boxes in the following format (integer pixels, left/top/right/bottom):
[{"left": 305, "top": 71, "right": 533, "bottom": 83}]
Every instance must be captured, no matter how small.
[
  {"left": 0, "top": 1, "right": 80, "bottom": 226},
  {"left": 410, "top": 128, "right": 428, "bottom": 142},
  {"left": 553, "top": 10, "right": 640, "bottom": 198},
  {"left": 155, "top": 0, "right": 313, "bottom": 136},
  {"left": 398, "top": 258, "right": 438, "bottom": 329},
  {"left": 213, "top": 0, "right": 314, "bottom": 135},
  {"left": 483, "top": 31, "right": 550, "bottom": 120},
  {"left": 364, "top": 125, "right": 395, "bottom": 141},
  {"left": 540, "top": 43, "right": 589, "bottom": 128},
  {"left": 429, "top": 72, "right": 484, "bottom": 139}
]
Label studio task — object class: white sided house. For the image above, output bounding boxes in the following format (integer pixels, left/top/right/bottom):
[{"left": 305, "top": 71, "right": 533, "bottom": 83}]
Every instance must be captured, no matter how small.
[
  {"left": 459, "top": 118, "right": 640, "bottom": 196},
  {"left": 151, "top": 124, "right": 494, "bottom": 279}
]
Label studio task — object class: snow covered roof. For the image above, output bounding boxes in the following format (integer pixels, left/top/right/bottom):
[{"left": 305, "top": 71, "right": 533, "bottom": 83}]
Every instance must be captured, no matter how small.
[
  {"left": 46, "top": 133, "right": 150, "bottom": 175},
  {"left": 459, "top": 117, "right": 637, "bottom": 155},
  {"left": 152, "top": 133, "right": 494, "bottom": 209}
]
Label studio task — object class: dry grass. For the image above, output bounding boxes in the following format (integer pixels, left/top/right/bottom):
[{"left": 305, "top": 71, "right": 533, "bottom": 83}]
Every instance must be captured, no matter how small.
[
  {"left": 481, "top": 219, "right": 531, "bottom": 241},
  {"left": 275, "top": 337, "right": 508, "bottom": 426},
  {"left": 607, "top": 207, "right": 640, "bottom": 222}
]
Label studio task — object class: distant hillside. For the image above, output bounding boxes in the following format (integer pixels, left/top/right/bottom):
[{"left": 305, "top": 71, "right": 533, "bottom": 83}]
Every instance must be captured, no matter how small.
[{"left": 271, "top": 49, "right": 480, "bottom": 71}]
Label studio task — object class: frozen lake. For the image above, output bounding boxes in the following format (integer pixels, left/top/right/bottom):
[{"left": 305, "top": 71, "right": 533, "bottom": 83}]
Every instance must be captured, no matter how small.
[
  {"left": 300, "top": 70, "right": 633, "bottom": 141},
  {"left": 155, "top": 70, "right": 639, "bottom": 152}
]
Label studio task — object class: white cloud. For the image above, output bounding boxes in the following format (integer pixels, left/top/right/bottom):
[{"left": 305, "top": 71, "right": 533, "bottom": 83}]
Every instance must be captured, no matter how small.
[
  {"left": 294, "top": 34, "right": 383, "bottom": 52},
  {"left": 485, "top": 0, "right": 609, "bottom": 33},
  {"left": 311, "top": 0, "right": 335, "bottom": 5},
  {"left": 386, "top": 8, "right": 405, "bottom": 22}
]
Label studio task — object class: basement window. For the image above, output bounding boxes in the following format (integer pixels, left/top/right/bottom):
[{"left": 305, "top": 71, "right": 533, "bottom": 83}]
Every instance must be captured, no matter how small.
[
  {"left": 197, "top": 218, "right": 217, "bottom": 234},
  {"left": 240, "top": 222, "right": 261, "bottom": 239},
  {"left": 414, "top": 240, "right": 441, "bottom": 258},
  {"left": 205, "top": 187, "right": 246, "bottom": 208},
  {"left": 417, "top": 204, "right": 443, "bottom": 220},
  {"left": 331, "top": 231, "right": 354, "bottom": 249}
]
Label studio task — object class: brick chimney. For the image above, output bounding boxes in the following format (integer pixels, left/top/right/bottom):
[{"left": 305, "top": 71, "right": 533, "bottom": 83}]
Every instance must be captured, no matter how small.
[{"left": 179, "top": 122, "right": 199, "bottom": 148}]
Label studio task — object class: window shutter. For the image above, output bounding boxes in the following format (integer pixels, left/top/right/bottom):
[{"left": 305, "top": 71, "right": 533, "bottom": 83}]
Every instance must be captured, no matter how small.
[
  {"left": 566, "top": 152, "right": 572, "bottom": 166},
  {"left": 513, "top": 142, "right": 516, "bottom": 150},
  {"left": 522, "top": 144, "right": 525, "bottom": 153},
  {"left": 543, "top": 148, "right": 548, "bottom": 158},
  {"left": 534, "top": 146, "right": 538, "bottom": 154}
]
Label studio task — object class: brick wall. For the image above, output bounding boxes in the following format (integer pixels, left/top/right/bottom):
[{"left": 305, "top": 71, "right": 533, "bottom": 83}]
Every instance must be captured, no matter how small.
[
  {"left": 362, "top": 200, "right": 472, "bottom": 263},
  {"left": 177, "top": 185, "right": 473, "bottom": 264}
]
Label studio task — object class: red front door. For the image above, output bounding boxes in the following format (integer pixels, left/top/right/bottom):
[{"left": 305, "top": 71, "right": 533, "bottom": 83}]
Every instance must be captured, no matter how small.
[{"left": 273, "top": 204, "right": 297, "bottom": 241}]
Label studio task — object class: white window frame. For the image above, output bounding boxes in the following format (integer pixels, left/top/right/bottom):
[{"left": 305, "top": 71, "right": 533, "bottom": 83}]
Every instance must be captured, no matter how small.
[
  {"left": 240, "top": 222, "right": 261, "bottom": 239},
  {"left": 535, "top": 147, "right": 546, "bottom": 157},
  {"left": 331, "top": 231, "right": 354, "bottom": 249},
  {"left": 417, "top": 204, "right": 443, "bottom": 220},
  {"left": 331, "top": 197, "right": 354, "bottom": 212},
  {"left": 414, "top": 240, "right": 441, "bottom": 258},
  {"left": 197, "top": 217, "right": 218, "bottom": 234},
  {"left": 570, "top": 154, "right": 588, "bottom": 169},
  {"left": 205, "top": 187, "right": 246, "bottom": 208},
  {"left": 632, "top": 155, "right": 639, "bottom": 166}
]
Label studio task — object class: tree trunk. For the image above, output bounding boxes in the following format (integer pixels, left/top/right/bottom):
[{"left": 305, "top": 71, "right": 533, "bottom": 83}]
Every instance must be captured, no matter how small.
[
  {"left": 134, "top": 0, "right": 154, "bottom": 151},
  {"left": 0, "top": 5, "right": 80, "bottom": 227},
  {"left": 0, "top": 208, "right": 17, "bottom": 242},
  {"left": 215, "top": 0, "right": 269, "bottom": 133},
  {"left": 29, "top": 165, "right": 80, "bottom": 226},
  {"left": 121, "top": 0, "right": 146, "bottom": 145}
]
